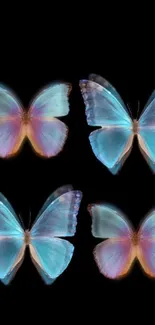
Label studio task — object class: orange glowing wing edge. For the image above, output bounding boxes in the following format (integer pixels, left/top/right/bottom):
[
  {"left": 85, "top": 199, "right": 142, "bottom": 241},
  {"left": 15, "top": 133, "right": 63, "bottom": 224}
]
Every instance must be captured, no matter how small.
[{"left": 11, "top": 124, "right": 27, "bottom": 156}]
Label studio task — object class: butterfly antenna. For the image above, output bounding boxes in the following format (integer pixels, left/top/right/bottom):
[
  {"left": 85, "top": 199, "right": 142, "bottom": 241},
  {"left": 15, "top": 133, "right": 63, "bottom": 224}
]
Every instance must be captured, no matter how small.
[
  {"left": 28, "top": 208, "right": 32, "bottom": 230},
  {"left": 18, "top": 212, "right": 25, "bottom": 230},
  {"left": 137, "top": 100, "right": 140, "bottom": 119},
  {"left": 127, "top": 103, "right": 133, "bottom": 119}
]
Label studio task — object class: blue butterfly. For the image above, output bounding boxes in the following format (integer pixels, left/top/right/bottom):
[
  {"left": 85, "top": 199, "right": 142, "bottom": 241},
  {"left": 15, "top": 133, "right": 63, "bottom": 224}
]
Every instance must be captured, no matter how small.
[
  {"left": 79, "top": 74, "right": 155, "bottom": 174},
  {"left": 0, "top": 186, "right": 82, "bottom": 285}
]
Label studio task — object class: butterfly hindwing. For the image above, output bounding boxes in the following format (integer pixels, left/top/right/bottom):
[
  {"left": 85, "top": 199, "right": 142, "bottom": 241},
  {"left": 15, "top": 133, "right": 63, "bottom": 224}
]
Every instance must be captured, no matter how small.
[
  {"left": 94, "top": 238, "right": 134, "bottom": 279},
  {"left": 89, "top": 127, "right": 133, "bottom": 173},
  {"left": 1, "top": 244, "right": 25, "bottom": 285},
  {"left": 30, "top": 238, "right": 74, "bottom": 284}
]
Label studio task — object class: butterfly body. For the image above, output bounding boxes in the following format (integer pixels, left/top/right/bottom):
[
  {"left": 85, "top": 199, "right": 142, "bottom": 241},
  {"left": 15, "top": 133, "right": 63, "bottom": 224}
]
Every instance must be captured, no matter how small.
[
  {"left": 21, "top": 111, "right": 31, "bottom": 124},
  {"left": 80, "top": 74, "right": 155, "bottom": 173}
]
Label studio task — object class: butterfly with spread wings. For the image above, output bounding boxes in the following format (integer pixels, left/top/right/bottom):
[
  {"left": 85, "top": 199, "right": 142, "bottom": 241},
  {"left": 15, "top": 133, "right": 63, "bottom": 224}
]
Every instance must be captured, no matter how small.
[
  {"left": 0, "top": 185, "right": 82, "bottom": 284},
  {"left": 80, "top": 74, "right": 155, "bottom": 174},
  {"left": 0, "top": 82, "right": 71, "bottom": 158},
  {"left": 88, "top": 203, "right": 155, "bottom": 279}
]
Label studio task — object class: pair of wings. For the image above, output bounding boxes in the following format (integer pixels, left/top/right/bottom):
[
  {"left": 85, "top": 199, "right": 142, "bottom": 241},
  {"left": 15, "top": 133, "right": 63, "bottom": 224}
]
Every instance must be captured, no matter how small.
[
  {"left": 89, "top": 204, "right": 155, "bottom": 279},
  {"left": 79, "top": 74, "right": 155, "bottom": 174},
  {"left": 0, "top": 82, "right": 71, "bottom": 158},
  {"left": 0, "top": 185, "right": 82, "bottom": 285}
]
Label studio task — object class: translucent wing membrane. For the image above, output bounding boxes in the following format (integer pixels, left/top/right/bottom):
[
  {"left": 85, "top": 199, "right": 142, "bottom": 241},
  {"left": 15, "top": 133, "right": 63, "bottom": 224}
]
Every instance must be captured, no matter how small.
[
  {"left": 0, "top": 187, "right": 82, "bottom": 285},
  {"left": 89, "top": 128, "right": 133, "bottom": 173},
  {"left": 0, "top": 82, "right": 71, "bottom": 158},
  {"left": 89, "top": 74, "right": 127, "bottom": 110},
  {"left": 139, "top": 90, "right": 155, "bottom": 127},
  {"left": 89, "top": 204, "right": 132, "bottom": 238},
  {"left": 30, "top": 238, "right": 74, "bottom": 284},
  {"left": 29, "top": 249, "right": 56, "bottom": 285},
  {"left": 31, "top": 190, "right": 82, "bottom": 237},
  {"left": 0, "top": 238, "right": 24, "bottom": 280},
  {"left": 27, "top": 118, "right": 68, "bottom": 157},
  {"left": 79, "top": 78, "right": 131, "bottom": 127},
  {"left": 0, "top": 193, "right": 23, "bottom": 235},
  {"left": 0, "top": 193, "right": 24, "bottom": 283},
  {"left": 94, "top": 239, "right": 134, "bottom": 279},
  {"left": 35, "top": 185, "right": 74, "bottom": 222},
  {"left": 89, "top": 204, "right": 155, "bottom": 278},
  {"left": 137, "top": 240, "right": 155, "bottom": 277},
  {"left": 30, "top": 82, "right": 71, "bottom": 118},
  {"left": 27, "top": 82, "right": 71, "bottom": 157},
  {"left": 137, "top": 210, "right": 155, "bottom": 276},
  {"left": 1, "top": 244, "right": 25, "bottom": 284},
  {"left": 79, "top": 75, "right": 132, "bottom": 173},
  {"left": 0, "top": 85, "right": 25, "bottom": 157},
  {"left": 139, "top": 210, "right": 155, "bottom": 239},
  {"left": 138, "top": 91, "right": 155, "bottom": 171},
  {"left": 89, "top": 204, "right": 134, "bottom": 279},
  {"left": 29, "top": 187, "right": 82, "bottom": 284}
]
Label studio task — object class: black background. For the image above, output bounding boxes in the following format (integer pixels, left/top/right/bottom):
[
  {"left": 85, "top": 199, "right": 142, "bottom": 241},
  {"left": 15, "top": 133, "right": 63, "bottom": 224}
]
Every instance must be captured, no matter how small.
[{"left": 0, "top": 21, "right": 154, "bottom": 315}]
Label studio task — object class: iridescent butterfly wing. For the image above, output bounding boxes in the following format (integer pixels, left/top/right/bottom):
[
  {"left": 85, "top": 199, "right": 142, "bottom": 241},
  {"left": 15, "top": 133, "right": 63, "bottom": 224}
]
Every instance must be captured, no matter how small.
[
  {"left": 88, "top": 204, "right": 135, "bottom": 279},
  {"left": 137, "top": 210, "right": 155, "bottom": 277},
  {"left": 29, "top": 186, "right": 82, "bottom": 284},
  {"left": 79, "top": 74, "right": 133, "bottom": 174},
  {"left": 0, "top": 193, "right": 25, "bottom": 284},
  {"left": 138, "top": 91, "right": 155, "bottom": 172},
  {"left": 27, "top": 82, "right": 71, "bottom": 157},
  {"left": 0, "top": 85, "right": 26, "bottom": 157}
]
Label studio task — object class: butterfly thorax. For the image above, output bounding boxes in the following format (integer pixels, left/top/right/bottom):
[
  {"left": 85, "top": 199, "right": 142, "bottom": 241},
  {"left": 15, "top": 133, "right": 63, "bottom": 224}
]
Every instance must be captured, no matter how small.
[
  {"left": 24, "top": 230, "right": 31, "bottom": 246},
  {"left": 131, "top": 232, "right": 139, "bottom": 246},
  {"left": 132, "top": 119, "right": 139, "bottom": 135},
  {"left": 22, "top": 111, "right": 31, "bottom": 124}
]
